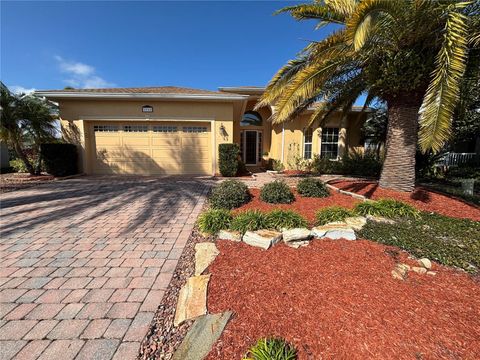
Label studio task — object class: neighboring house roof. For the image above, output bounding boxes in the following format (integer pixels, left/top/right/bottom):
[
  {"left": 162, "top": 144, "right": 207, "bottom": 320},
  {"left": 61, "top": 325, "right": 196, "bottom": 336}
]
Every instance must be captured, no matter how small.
[{"left": 35, "top": 86, "right": 248, "bottom": 101}]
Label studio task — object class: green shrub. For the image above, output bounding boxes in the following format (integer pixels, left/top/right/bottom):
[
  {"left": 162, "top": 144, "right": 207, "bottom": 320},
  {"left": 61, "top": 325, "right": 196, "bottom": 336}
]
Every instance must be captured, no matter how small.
[
  {"left": 40, "top": 143, "right": 78, "bottom": 176},
  {"left": 311, "top": 155, "right": 343, "bottom": 175},
  {"left": 209, "top": 180, "right": 250, "bottom": 210},
  {"left": 9, "top": 158, "right": 29, "bottom": 173},
  {"left": 355, "top": 199, "right": 420, "bottom": 219},
  {"left": 358, "top": 213, "right": 480, "bottom": 272},
  {"left": 230, "top": 210, "right": 268, "bottom": 233},
  {"left": 244, "top": 337, "right": 297, "bottom": 360},
  {"left": 265, "top": 210, "right": 307, "bottom": 230},
  {"left": 296, "top": 178, "right": 329, "bottom": 198},
  {"left": 272, "top": 159, "right": 285, "bottom": 172},
  {"left": 219, "top": 143, "right": 240, "bottom": 177},
  {"left": 197, "top": 209, "right": 232, "bottom": 235},
  {"left": 260, "top": 180, "right": 295, "bottom": 204},
  {"left": 315, "top": 206, "right": 355, "bottom": 225},
  {"left": 342, "top": 151, "right": 382, "bottom": 177}
]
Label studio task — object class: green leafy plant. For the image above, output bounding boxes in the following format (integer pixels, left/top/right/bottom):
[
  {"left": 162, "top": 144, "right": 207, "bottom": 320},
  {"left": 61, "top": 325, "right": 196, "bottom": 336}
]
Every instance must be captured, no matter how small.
[
  {"left": 311, "top": 155, "right": 343, "bottom": 175},
  {"left": 355, "top": 199, "right": 420, "bottom": 219},
  {"left": 265, "top": 210, "right": 307, "bottom": 231},
  {"left": 230, "top": 210, "right": 268, "bottom": 234},
  {"left": 40, "top": 143, "right": 78, "bottom": 177},
  {"left": 358, "top": 213, "right": 480, "bottom": 272},
  {"left": 197, "top": 209, "right": 232, "bottom": 235},
  {"left": 296, "top": 178, "right": 329, "bottom": 198},
  {"left": 244, "top": 337, "right": 298, "bottom": 360},
  {"left": 260, "top": 180, "right": 295, "bottom": 204},
  {"left": 272, "top": 159, "right": 285, "bottom": 172},
  {"left": 218, "top": 143, "right": 240, "bottom": 177},
  {"left": 209, "top": 180, "right": 250, "bottom": 210},
  {"left": 315, "top": 206, "right": 355, "bottom": 225}
]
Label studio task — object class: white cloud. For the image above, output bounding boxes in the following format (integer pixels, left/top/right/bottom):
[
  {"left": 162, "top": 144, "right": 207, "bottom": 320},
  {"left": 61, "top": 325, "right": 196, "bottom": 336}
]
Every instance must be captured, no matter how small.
[
  {"left": 54, "top": 55, "right": 115, "bottom": 89},
  {"left": 9, "top": 85, "right": 36, "bottom": 94}
]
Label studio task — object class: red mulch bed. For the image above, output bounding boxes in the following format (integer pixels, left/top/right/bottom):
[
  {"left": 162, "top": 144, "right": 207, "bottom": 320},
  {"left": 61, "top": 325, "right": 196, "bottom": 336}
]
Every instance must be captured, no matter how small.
[
  {"left": 234, "top": 189, "right": 360, "bottom": 224},
  {"left": 207, "top": 240, "right": 480, "bottom": 360},
  {"left": 330, "top": 180, "right": 480, "bottom": 221}
]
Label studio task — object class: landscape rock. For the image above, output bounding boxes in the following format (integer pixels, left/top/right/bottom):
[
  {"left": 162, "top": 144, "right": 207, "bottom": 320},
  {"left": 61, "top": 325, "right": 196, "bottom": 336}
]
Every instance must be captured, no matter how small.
[
  {"left": 174, "top": 275, "right": 210, "bottom": 326},
  {"left": 194, "top": 243, "right": 219, "bottom": 276},
  {"left": 366, "top": 215, "right": 396, "bottom": 224},
  {"left": 392, "top": 263, "right": 409, "bottom": 280},
  {"left": 243, "top": 230, "right": 282, "bottom": 250},
  {"left": 344, "top": 216, "right": 367, "bottom": 231},
  {"left": 286, "top": 240, "right": 310, "bottom": 249},
  {"left": 282, "top": 228, "right": 311, "bottom": 242},
  {"left": 311, "top": 222, "right": 352, "bottom": 238},
  {"left": 411, "top": 266, "right": 427, "bottom": 275},
  {"left": 427, "top": 271, "right": 437, "bottom": 276},
  {"left": 173, "top": 311, "right": 232, "bottom": 360},
  {"left": 217, "top": 229, "right": 242, "bottom": 242},
  {"left": 418, "top": 258, "right": 432, "bottom": 269}
]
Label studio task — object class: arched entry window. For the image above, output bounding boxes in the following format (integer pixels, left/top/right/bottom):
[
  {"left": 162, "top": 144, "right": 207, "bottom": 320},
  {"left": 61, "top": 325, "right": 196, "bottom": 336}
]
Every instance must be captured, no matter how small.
[{"left": 241, "top": 111, "right": 263, "bottom": 126}]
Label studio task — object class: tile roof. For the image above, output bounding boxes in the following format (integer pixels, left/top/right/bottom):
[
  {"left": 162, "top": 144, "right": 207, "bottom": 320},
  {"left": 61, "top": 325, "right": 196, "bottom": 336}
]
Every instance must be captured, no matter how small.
[{"left": 37, "top": 86, "right": 243, "bottom": 96}]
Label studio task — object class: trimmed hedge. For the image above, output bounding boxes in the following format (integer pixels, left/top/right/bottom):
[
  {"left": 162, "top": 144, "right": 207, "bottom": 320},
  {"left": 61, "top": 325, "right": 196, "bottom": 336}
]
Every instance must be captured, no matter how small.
[
  {"left": 40, "top": 143, "right": 78, "bottom": 176},
  {"left": 260, "top": 180, "right": 295, "bottom": 204},
  {"left": 219, "top": 143, "right": 240, "bottom": 177},
  {"left": 296, "top": 178, "right": 329, "bottom": 198},
  {"left": 210, "top": 180, "right": 250, "bottom": 210}
]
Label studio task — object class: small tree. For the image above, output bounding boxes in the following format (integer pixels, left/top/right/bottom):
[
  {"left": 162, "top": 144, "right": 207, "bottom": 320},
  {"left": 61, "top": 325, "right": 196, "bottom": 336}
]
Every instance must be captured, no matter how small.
[{"left": 0, "top": 82, "right": 57, "bottom": 175}]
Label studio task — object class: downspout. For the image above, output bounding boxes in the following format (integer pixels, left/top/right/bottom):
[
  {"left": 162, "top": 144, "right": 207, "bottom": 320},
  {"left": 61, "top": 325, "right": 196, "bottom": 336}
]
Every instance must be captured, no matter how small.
[{"left": 281, "top": 123, "right": 285, "bottom": 163}]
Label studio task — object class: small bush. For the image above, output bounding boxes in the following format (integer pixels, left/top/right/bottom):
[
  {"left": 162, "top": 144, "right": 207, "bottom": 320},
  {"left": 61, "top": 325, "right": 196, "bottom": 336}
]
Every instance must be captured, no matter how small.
[
  {"left": 198, "top": 209, "right": 232, "bottom": 235},
  {"left": 210, "top": 180, "right": 250, "bottom": 210},
  {"left": 260, "top": 180, "right": 295, "bottom": 204},
  {"left": 272, "top": 159, "right": 285, "bottom": 172},
  {"left": 230, "top": 210, "right": 268, "bottom": 233},
  {"left": 244, "top": 337, "right": 297, "bottom": 360},
  {"left": 296, "top": 178, "right": 329, "bottom": 198},
  {"left": 219, "top": 143, "right": 240, "bottom": 177},
  {"left": 10, "top": 158, "right": 29, "bottom": 173},
  {"left": 40, "top": 143, "right": 78, "bottom": 176},
  {"left": 265, "top": 210, "right": 307, "bottom": 230},
  {"left": 342, "top": 151, "right": 382, "bottom": 177},
  {"left": 315, "top": 206, "right": 355, "bottom": 225},
  {"left": 311, "top": 155, "right": 343, "bottom": 175},
  {"left": 355, "top": 199, "right": 420, "bottom": 219}
]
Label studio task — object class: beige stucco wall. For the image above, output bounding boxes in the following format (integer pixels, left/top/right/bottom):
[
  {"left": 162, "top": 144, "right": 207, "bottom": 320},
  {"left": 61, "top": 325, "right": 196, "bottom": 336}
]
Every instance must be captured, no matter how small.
[{"left": 59, "top": 99, "right": 235, "bottom": 175}]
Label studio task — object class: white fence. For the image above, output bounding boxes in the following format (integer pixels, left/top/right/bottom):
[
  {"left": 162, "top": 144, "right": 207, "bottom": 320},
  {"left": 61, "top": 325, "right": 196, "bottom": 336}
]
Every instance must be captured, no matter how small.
[{"left": 438, "top": 152, "right": 478, "bottom": 167}]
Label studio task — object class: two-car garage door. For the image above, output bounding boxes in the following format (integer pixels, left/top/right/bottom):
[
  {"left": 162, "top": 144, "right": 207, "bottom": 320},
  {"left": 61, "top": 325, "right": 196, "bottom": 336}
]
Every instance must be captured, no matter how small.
[{"left": 91, "top": 121, "right": 212, "bottom": 175}]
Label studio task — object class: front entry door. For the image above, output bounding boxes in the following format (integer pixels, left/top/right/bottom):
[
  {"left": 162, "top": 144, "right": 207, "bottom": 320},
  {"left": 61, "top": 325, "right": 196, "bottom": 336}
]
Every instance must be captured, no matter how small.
[{"left": 244, "top": 130, "right": 258, "bottom": 165}]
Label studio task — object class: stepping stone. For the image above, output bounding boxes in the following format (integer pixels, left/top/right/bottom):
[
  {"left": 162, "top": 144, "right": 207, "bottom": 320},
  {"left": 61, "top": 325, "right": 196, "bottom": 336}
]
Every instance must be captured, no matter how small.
[
  {"left": 194, "top": 243, "right": 219, "bottom": 276},
  {"left": 174, "top": 275, "right": 210, "bottom": 326},
  {"left": 173, "top": 311, "right": 232, "bottom": 360},
  {"left": 311, "top": 223, "right": 356, "bottom": 240},
  {"left": 344, "top": 216, "right": 367, "bottom": 231},
  {"left": 283, "top": 228, "right": 311, "bottom": 242},
  {"left": 218, "top": 229, "right": 242, "bottom": 242},
  {"left": 243, "top": 230, "right": 282, "bottom": 250}
]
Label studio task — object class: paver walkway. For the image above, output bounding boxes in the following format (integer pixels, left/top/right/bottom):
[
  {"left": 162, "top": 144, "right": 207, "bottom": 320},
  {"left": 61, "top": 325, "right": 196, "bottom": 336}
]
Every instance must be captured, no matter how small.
[{"left": 0, "top": 176, "right": 211, "bottom": 360}]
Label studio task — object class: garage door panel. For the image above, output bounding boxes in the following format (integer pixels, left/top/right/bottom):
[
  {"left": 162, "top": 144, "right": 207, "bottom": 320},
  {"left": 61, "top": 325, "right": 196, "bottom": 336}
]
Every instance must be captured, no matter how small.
[{"left": 91, "top": 121, "right": 212, "bottom": 175}]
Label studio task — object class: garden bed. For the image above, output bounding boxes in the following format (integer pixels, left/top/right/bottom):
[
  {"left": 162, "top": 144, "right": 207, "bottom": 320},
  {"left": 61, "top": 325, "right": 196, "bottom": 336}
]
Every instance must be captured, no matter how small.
[
  {"left": 330, "top": 180, "right": 480, "bottom": 221},
  {"left": 206, "top": 240, "right": 480, "bottom": 359},
  {"left": 233, "top": 188, "right": 360, "bottom": 225},
  {"left": 0, "top": 173, "right": 55, "bottom": 193}
]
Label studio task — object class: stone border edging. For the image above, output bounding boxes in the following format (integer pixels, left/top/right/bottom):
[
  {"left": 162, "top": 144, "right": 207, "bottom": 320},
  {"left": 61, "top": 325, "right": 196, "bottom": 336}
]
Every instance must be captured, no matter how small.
[{"left": 325, "top": 178, "right": 368, "bottom": 201}]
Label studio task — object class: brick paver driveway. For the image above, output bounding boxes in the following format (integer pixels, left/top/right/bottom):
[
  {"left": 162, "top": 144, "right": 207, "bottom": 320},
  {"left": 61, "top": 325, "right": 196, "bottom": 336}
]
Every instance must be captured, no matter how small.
[{"left": 0, "top": 176, "right": 210, "bottom": 360}]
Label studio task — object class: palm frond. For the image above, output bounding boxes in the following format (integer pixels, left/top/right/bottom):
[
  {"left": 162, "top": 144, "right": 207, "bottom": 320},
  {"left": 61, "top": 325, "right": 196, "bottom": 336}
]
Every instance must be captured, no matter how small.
[
  {"left": 275, "top": 3, "right": 346, "bottom": 25},
  {"left": 325, "top": 0, "right": 356, "bottom": 17},
  {"left": 418, "top": 8, "right": 469, "bottom": 153}
]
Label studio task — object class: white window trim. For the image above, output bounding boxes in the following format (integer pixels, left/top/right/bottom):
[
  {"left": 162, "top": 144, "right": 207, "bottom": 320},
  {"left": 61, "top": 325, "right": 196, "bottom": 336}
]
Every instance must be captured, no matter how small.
[
  {"left": 303, "top": 127, "right": 313, "bottom": 159},
  {"left": 320, "top": 127, "right": 340, "bottom": 160}
]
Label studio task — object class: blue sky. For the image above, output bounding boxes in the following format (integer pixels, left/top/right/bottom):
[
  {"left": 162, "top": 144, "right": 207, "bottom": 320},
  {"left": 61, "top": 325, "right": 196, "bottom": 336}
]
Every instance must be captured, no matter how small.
[{"left": 2, "top": 1, "right": 335, "bottom": 94}]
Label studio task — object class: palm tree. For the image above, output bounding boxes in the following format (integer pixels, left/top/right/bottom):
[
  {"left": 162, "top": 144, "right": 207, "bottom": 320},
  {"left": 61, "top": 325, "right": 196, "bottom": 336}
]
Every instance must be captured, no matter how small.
[
  {"left": 258, "top": 0, "right": 480, "bottom": 192},
  {"left": 0, "top": 82, "right": 57, "bottom": 175}
]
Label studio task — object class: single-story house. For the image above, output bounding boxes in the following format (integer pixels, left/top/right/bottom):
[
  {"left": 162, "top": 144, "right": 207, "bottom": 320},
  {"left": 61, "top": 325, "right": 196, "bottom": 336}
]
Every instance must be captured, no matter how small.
[{"left": 35, "top": 86, "right": 368, "bottom": 176}]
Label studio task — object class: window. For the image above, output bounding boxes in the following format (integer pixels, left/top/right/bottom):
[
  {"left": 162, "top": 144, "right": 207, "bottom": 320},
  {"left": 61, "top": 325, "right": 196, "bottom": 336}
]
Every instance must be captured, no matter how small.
[
  {"left": 152, "top": 125, "right": 177, "bottom": 133},
  {"left": 123, "top": 125, "right": 148, "bottom": 132},
  {"left": 183, "top": 126, "right": 207, "bottom": 133},
  {"left": 241, "top": 111, "right": 262, "bottom": 126},
  {"left": 321, "top": 128, "right": 339, "bottom": 159},
  {"left": 303, "top": 128, "right": 313, "bottom": 159},
  {"left": 94, "top": 125, "right": 118, "bottom": 132}
]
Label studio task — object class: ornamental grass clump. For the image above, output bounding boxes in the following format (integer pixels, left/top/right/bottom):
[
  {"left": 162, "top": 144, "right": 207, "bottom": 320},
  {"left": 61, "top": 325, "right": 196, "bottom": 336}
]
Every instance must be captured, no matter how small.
[
  {"left": 230, "top": 210, "right": 268, "bottom": 234},
  {"left": 296, "top": 178, "right": 329, "bottom": 198},
  {"left": 197, "top": 209, "right": 232, "bottom": 235},
  {"left": 209, "top": 180, "right": 250, "bottom": 210},
  {"left": 355, "top": 199, "right": 420, "bottom": 219},
  {"left": 260, "top": 180, "right": 295, "bottom": 204},
  {"left": 265, "top": 209, "right": 307, "bottom": 231},
  {"left": 244, "top": 337, "right": 297, "bottom": 360},
  {"left": 315, "top": 206, "right": 355, "bottom": 225}
]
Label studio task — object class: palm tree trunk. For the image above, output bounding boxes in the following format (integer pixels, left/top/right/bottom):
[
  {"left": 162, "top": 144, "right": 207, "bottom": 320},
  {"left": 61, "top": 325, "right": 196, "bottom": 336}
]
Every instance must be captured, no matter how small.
[
  {"left": 379, "top": 97, "right": 421, "bottom": 192},
  {"left": 12, "top": 140, "right": 35, "bottom": 175}
]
